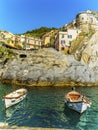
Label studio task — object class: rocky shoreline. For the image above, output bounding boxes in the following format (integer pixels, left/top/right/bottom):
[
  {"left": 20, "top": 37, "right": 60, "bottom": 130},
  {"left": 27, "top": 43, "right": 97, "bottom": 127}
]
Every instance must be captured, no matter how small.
[
  {"left": 0, "top": 122, "right": 69, "bottom": 130},
  {"left": 0, "top": 122, "right": 70, "bottom": 130},
  {"left": 0, "top": 48, "right": 98, "bottom": 87}
]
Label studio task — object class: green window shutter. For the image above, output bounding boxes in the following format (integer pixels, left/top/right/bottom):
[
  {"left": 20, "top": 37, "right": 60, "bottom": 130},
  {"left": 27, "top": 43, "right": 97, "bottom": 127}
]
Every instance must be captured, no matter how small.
[
  {"left": 34, "top": 40, "right": 36, "bottom": 49},
  {"left": 70, "top": 35, "right": 72, "bottom": 38},
  {"left": 62, "top": 34, "right": 64, "bottom": 38},
  {"left": 68, "top": 35, "right": 72, "bottom": 39}
]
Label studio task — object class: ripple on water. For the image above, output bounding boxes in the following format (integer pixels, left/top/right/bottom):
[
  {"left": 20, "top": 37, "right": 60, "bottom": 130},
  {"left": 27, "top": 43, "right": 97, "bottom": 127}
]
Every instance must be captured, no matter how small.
[{"left": 0, "top": 84, "right": 98, "bottom": 130}]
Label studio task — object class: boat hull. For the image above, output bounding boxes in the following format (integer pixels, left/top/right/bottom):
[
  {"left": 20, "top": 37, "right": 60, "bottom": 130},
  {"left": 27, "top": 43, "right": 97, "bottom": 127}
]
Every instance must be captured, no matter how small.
[
  {"left": 4, "top": 94, "right": 26, "bottom": 108},
  {"left": 3, "top": 88, "right": 27, "bottom": 108},
  {"left": 65, "top": 100, "right": 90, "bottom": 114}
]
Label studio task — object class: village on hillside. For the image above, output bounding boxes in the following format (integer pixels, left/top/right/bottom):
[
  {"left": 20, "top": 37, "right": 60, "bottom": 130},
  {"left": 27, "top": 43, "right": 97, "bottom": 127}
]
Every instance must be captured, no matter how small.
[{"left": 0, "top": 10, "right": 98, "bottom": 54}]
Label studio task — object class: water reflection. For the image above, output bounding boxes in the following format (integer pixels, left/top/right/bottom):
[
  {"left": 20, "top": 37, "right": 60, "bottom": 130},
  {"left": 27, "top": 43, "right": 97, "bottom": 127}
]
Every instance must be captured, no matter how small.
[
  {"left": 5, "top": 106, "right": 19, "bottom": 118},
  {"left": 63, "top": 104, "right": 81, "bottom": 129}
]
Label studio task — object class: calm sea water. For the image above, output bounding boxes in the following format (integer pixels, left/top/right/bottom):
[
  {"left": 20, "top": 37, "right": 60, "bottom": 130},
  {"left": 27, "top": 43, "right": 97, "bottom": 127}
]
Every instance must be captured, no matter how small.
[{"left": 0, "top": 83, "right": 98, "bottom": 130}]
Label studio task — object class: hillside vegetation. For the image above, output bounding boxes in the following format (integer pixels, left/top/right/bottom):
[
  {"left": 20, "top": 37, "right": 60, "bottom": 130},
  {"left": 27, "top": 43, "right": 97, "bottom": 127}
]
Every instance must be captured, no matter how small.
[
  {"left": 23, "top": 27, "right": 58, "bottom": 38},
  {"left": 0, "top": 45, "right": 15, "bottom": 59}
]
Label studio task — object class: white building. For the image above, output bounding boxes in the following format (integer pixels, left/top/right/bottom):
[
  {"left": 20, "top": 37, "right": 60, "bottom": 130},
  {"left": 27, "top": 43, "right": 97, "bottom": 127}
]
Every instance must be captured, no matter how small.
[{"left": 76, "top": 10, "right": 98, "bottom": 30}]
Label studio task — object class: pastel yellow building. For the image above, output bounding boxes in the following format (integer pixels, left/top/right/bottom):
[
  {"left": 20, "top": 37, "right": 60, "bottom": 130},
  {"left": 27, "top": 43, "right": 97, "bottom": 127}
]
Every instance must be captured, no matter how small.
[{"left": 42, "top": 30, "right": 58, "bottom": 47}]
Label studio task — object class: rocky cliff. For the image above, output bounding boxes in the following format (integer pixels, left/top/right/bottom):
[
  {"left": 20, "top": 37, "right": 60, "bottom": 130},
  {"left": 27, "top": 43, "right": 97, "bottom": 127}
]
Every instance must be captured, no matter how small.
[
  {"left": 0, "top": 47, "right": 97, "bottom": 87},
  {"left": 0, "top": 10, "right": 98, "bottom": 87}
]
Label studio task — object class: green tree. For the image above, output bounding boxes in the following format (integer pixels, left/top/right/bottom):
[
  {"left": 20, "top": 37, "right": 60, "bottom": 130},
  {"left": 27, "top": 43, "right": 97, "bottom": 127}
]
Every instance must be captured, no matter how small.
[{"left": 23, "top": 27, "right": 58, "bottom": 38}]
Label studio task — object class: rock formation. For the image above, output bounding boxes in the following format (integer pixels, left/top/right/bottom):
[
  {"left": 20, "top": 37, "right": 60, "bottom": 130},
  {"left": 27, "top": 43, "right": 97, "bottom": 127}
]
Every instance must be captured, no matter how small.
[
  {"left": 0, "top": 10, "right": 98, "bottom": 87},
  {"left": 0, "top": 48, "right": 97, "bottom": 87}
]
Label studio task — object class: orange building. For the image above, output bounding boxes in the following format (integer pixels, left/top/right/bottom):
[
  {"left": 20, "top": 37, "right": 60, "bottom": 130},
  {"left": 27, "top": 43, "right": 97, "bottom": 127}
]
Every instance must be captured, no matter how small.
[{"left": 25, "top": 36, "right": 43, "bottom": 50}]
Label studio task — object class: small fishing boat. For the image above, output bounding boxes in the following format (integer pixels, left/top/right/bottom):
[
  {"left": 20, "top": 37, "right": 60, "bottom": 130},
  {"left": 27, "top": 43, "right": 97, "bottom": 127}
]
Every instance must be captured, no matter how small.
[
  {"left": 64, "top": 87, "right": 91, "bottom": 114},
  {"left": 3, "top": 88, "right": 27, "bottom": 108}
]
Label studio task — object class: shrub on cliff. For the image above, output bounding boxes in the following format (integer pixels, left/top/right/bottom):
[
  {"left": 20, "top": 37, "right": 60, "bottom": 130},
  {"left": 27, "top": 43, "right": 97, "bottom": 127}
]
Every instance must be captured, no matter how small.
[
  {"left": 69, "top": 27, "right": 95, "bottom": 55},
  {"left": 0, "top": 45, "right": 15, "bottom": 59}
]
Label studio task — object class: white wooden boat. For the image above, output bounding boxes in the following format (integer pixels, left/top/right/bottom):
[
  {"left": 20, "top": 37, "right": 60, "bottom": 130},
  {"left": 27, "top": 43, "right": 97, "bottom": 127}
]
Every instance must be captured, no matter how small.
[
  {"left": 3, "top": 88, "right": 27, "bottom": 108},
  {"left": 64, "top": 88, "right": 91, "bottom": 114}
]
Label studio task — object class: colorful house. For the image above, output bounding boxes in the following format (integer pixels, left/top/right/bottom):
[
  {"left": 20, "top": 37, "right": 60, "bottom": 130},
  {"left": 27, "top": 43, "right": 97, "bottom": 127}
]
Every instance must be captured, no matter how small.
[
  {"left": 25, "top": 36, "right": 43, "bottom": 50},
  {"left": 0, "top": 31, "right": 17, "bottom": 48},
  {"left": 0, "top": 31, "right": 43, "bottom": 50},
  {"left": 20, "top": 35, "right": 26, "bottom": 48},
  {"left": 55, "top": 29, "right": 81, "bottom": 53},
  {"left": 0, "top": 31, "right": 15, "bottom": 42},
  {"left": 42, "top": 30, "right": 58, "bottom": 47}
]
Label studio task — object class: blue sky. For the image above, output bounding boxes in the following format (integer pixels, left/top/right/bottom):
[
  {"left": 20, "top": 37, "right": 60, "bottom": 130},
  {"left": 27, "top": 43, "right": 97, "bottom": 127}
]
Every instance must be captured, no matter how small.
[{"left": 0, "top": 0, "right": 98, "bottom": 34}]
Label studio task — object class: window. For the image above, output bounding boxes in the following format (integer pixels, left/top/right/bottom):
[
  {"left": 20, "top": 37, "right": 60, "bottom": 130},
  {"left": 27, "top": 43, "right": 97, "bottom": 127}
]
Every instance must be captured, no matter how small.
[
  {"left": 68, "top": 35, "right": 72, "bottom": 39},
  {"left": 96, "top": 17, "right": 98, "bottom": 21},
  {"left": 76, "top": 30, "right": 78, "bottom": 33},
  {"left": 26, "top": 44, "right": 30, "bottom": 49},
  {"left": 34, "top": 40, "right": 36, "bottom": 49},
  {"left": 61, "top": 40, "right": 65, "bottom": 44},
  {"left": 27, "top": 39, "right": 30, "bottom": 44},
  {"left": 91, "top": 18, "right": 93, "bottom": 23},
  {"left": 61, "top": 40, "right": 66, "bottom": 47},
  {"left": 34, "top": 40, "right": 36, "bottom": 44},
  {"left": 62, "top": 34, "right": 64, "bottom": 38},
  {"left": 82, "top": 17, "right": 84, "bottom": 20}
]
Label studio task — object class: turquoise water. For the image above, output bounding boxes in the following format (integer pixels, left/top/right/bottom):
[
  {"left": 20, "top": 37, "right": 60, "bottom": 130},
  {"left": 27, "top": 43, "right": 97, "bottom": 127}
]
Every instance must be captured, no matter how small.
[{"left": 0, "top": 83, "right": 98, "bottom": 130}]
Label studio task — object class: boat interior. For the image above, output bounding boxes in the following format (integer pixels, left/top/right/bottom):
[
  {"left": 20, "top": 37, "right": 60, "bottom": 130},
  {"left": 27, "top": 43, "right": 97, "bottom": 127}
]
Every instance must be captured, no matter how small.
[{"left": 66, "top": 93, "right": 83, "bottom": 103}]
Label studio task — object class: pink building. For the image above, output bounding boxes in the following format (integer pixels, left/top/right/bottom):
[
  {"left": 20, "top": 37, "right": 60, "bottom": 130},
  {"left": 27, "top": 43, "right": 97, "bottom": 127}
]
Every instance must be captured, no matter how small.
[{"left": 55, "top": 29, "right": 81, "bottom": 51}]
